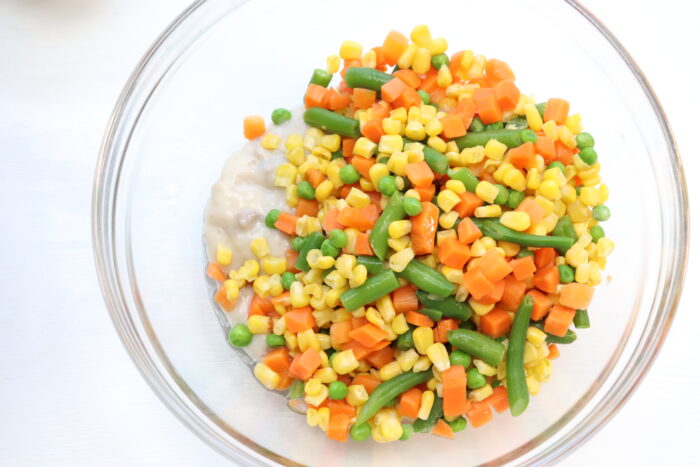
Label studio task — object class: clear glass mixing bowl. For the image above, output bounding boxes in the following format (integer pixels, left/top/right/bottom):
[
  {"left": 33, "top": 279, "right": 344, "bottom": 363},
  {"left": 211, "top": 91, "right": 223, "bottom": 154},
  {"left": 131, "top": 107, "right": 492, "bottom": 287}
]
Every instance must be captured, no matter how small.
[{"left": 93, "top": 0, "right": 688, "bottom": 464}]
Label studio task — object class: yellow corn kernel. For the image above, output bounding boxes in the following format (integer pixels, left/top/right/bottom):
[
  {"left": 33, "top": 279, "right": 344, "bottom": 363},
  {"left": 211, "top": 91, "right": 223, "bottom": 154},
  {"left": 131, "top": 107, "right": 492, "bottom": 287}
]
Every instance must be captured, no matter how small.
[
  {"left": 557, "top": 125, "right": 576, "bottom": 149},
  {"left": 283, "top": 330, "right": 298, "bottom": 351},
  {"left": 524, "top": 103, "right": 543, "bottom": 131},
  {"left": 304, "top": 383, "right": 329, "bottom": 407},
  {"left": 312, "top": 180, "right": 332, "bottom": 202},
  {"left": 314, "top": 406, "right": 331, "bottom": 432},
  {"left": 259, "top": 256, "right": 283, "bottom": 276},
  {"left": 285, "top": 133, "right": 303, "bottom": 150},
  {"left": 389, "top": 248, "right": 415, "bottom": 273},
  {"left": 247, "top": 315, "right": 270, "bottom": 335},
  {"left": 577, "top": 232, "right": 593, "bottom": 248},
  {"left": 462, "top": 146, "right": 486, "bottom": 165},
  {"left": 373, "top": 295, "right": 395, "bottom": 324},
  {"left": 387, "top": 151, "right": 409, "bottom": 176},
  {"left": 434, "top": 189, "right": 459, "bottom": 212},
  {"left": 405, "top": 121, "right": 426, "bottom": 141},
  {"left": 285, "top": 184, "right": 299, "bottom": 207},
  {"left": 474, "top": 205, "right": 502, "bottom": 218},
  {"left": 353, "top": 137, "right": 377, "bottom": 158},
  {"left": 391, "top": 314, "right": 410, "bottom": 337},
  {"left": 381, "top": 117, "right": 402, "bottom": 136},
  {"left": 542, "top": 120, "right": 558, "bottom": 140},
  {"left": 426, "top": 136, "right": 446, "bottom": 153},
  {"left": 468, "top": 384, "right": 493, "bottom": 402},
  {"left": 439, "top": 211, "right": 459, "bottom": 230},
  {"left": 485, "top": 139, "right": 508, "bottom": 161},
  {"left": 412, "top": 47, "right": 431, "bottom": 74},
  {"left": 469, "top": 239, "right": 486, "bottom": 258},
  {"left": 378, "top": 134, "right": 404, "bottom": 155},
  {"left": 335, "top": 254, "right": 356, "bottom": 279},
  {"left": 306, "top": 407, "right": 319, "bottom": 427},
  {"left": 368, "top": 164, "right": 390, "bottom": 190},
  {"left": 298, "top": 328, "right": 321, "bottom": 351},
  {"left": 361, "top": 49, "right": 377, "bottom": 68},
  {"left": 589, "top": 261, "right": 602, "bottom": 285},
  {"left": 388, "top": 220, "right": 412, "bottom": 239},
  {"left": 250, "top": 237, "right": 271, "bottom": 259},
  {"left": 492, "top": 162, "right": 514, "bottom": 183},
  {"left": 498, "top": 241, "right": 520, "bottom": 257},
  {"left": 579, "top": 186, "right": 601, "bottom": 207},
  {"left": 561, "top": 184, "right": 577, "bottom": 204},
  {"left": 544, "top": 167, "right": 567, "bottom": 187},
  {"left": 332, "top": 349, "right": 359, "bottom": 375},
  {"left": 413, "top": 355, "right": 432, "bottom": 372},
  {"left": 410, "top": 24, "right": 432, "bottom": 46},
  {"left": 597, "top": 237, "right": 615, "bottom": 257},
  {"left": 427, "top": 378, "right": 438, "bottom": 391},
  {"left": 274, "top": 163, "right": 298, "bottom": 188},
  {"left": 253, "top": 363, "right": 280, "bottom": 390},
  {"left": 575, "top": 262, "right": 592, "bottom": 283},
  {"left": 339, "top": 40, "right": 362, "bottom": 60},
  {"left": 538, "top": 180, "right": 562, "bottom": 200},
  {"left": 427, "top": 35, "right": 447, "bottom": 54},
  {"left": 426, "top": 343, "right": 450, "bottom": 372},
  {"left": 311, "top": 145, "right": 332, "bottom": 161},
  {"left": 475, "top": 180, "right": 499, "bottom": 203},
  {"left": 348, "top": 264, "right": 368, "bottom": 289},
  {"left": 565, "top": 243, "right": 588, "bottom": 268},
  {"left": 342, "top": 188, "right": 369, "bottom": 210},
  {"left": 523, "top": 341, "right": 539, "bottom": 365},
  {"left": 388, "top": 236, "right": 410, "bottom": 252},
  {"left": 440, "top": 265, "right": 462, "bottom": 284},
  {"left": 344, "top": 384, "right": 368, "bottom": 408},
  {"left": 417, "top": 390, "right": 435, "bottom": 420},
  {"left": 465, "top": 54, "right": 485, "bottom": 79},
  {"left": 424, "top": 117, "right": 443, "bottom": 137},
  {"left": 215, "top": 245, "right": 233, "bottom": 266},
  {"left": 472, "top": 359, "right": 497, "bottom": 377},
  {"left": 499, "top": 211, "right": 530, "bottom": 232},
  {"left": 413, "top": 327, "right": 434, "bottom": 355},
  {"left": 286, "top": 147, "right": 305, "bottom": 167},
  {"left": 289, "top": 281, "right": 309, "bottom": 308},
  {"left": 313, "top": 367, "right": 338, "bottom": 385},
  {"left": 364, "top": 307, "right": 382, "bottom": 328},
  {"left": 459, "top": 49, "right": 475, "bottom": 72},
  {"left": 221, "top": 279, "right": 239, "bottom": 302},
  {"left": 526, "top": 326, "right": 548, "bottom": 346},
  {"left": 376, "top": 418, "right": 403, "bottom": 442},
  {"left": 324, "top": 271, "right": 348, "bottom": 291},
  {"left": 565, "top": 113, "right": 582, "bottom": 133},
  {"left": 437, "top": 64, "right": 452, "bottom": 88},
  {"left": 397, "top": 43, "right": 418, "bottom": 69},
  {"left": 469, "top": 299, "right": 494, "bottom": 316},
  {"left": 393, "top": 349, "right": 418, "bottom": 373},
  {"left": 238, "top": 259, "right": 260, "bottom": 282},
  {"left": 357, "top": 177, "right": 373, "bottom": 192},
  {"left": 419, "top": 254, "right": 437, "bottom": 269},
  {"left": 379, "top": 361, "right": 403, "bottom": 381},
  {"left": 305, "top": 377, "right": 323, "bottom": 396},
  {"left": 404, "top": 189, "right": 420, "bottom": 201},
  {"left": 526, "top": 376, "right": 541, "bottom": 396},
  {"left": 525, "top": 168, "right": 540, "bottom": 191},
  {"left": 261, "top": 133, "right": 281, "bottom": 150},
  {"left": 443, "top": 180, "right": 465, "bottom": 196},
  {"left": 325, "top": 54, "right": 341, "bottom": 74}
]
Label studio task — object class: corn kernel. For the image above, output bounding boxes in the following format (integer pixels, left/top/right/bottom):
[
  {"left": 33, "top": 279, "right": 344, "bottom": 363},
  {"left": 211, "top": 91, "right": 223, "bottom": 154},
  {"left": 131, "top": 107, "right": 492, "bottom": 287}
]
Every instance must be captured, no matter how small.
[
  {"left": 557, "top": 125, "right": 576, "bottom": 149},
  {"left": 387, "top": 236, "right": 410, "bottom": 252},
  {"left": 475, "top": 180, "right": 499, "bottom": 203},
  {"left": 413, "top": 355, "right": 432, "bottom": 372},
  {"left": 389, "top": 248, "right": 415, "bottom": 273},
  {"left": 575, "top": 262, "right": 592, "bottom": 283},
  {"left": 526, "top": 376, "right": 541, "bottom": 395},
  {"left": 332, "top": 349, "right": 359, "bottom": 375},
  {"left": 469, "top": 384, "right": 493, "bottom": 402},
  {"left": 412, "top": 47, "right": 431, "bottom": 74},
  {"left": 410, "top": 24, "right": 432, "bottom": 46},
  {"left": 473, "top": 359, "right": 497, "bottom": 377},
  {"left": 304, "top": 383, "right": 329, "bottom": 407},
  {"left": 439, "top": 211, "right": 459, "bottom": 229},
  {"left": 565, "top": 243, "right": 589, "bottom": 268},
  {"left": 469, "top": 299, "right": 494, "bottom": 316},
  {"left": 252, "top": 275, "right": 271, "bottom": 297},
  {"left": 253, "top": 363, "right": 280, "bottom": 390},
  {"left": 249, "top": 237, "right": 271, "bottom": 259},
  {"left": 460, "top": 146, "right": 485, "bottom": 165},
  {"left": 526, "top": 326, "right": 548, "bottom": 346},
  {"left": 378, "top": 361, "right": 403, "bottom": 381},
  {"left": 465, "top": 54, "right": 485, "bottom": 79},
  {"left": 349, "top": 264, "right": 368, "bottom": 288},
  {"left": 426, "top": 343, "right": 450, "bottom": 372},
  {"left": 597, "top": 237, "right": 615, "bottom": 257},
  {"left": 378, "top": 134, "right": 404, "bottom": 155},
  {"left": 435, "top": 189, "right": 461, "bottom": 212},
  {"left": 459, "top": 49, "right": 475, "bottom": 72},
  {"left": 437, "top": 64, "right": 452, "bottom": 88},
  {"left": 285, "top": 133, "right": 303, "bottom": 150},
  {"left": 393, "top": 349, "right": 417, "bottom": 373},
  {"left": 542, "top": 120, "right": 558, "bottom": 140},
  {"left": 413, "top": 327, "right": 434, "bottom": 355},
  {"left": 484, "top": 138, "right": 508, "bottom": 161},
  {"left": 425, "top": 136, "right": 445, "bottom": 153},
  {"left": 474, "top": 205, "right": 502, "bottom": 218},
  {"left": 387, "top": 151, "right": 409, "bottom": 176},
  {"left": 361, "top": 49, "right": 377, "bottom": 68},
  {"left": 339, "top": 40, "right": 362, "bottom": 60},
  {"left": 405, "top": 121, "right": 426, "bottom": 141},
  {"left": 346, "top": 384, "right": 369, "bottom": 407},
  {"left": 524, "top": 103, "right": 544, "bottom": 131},
  {"left": 375, "top": 295, "right": 396, "bottom": 323},
  {"left": 261, "top": 133, "right": 281, "bottom": 150},
  {"left": 274, "top": 163, "right": 298, "bottom": 188},
  {"left": 538, "top": 180, "right": 562, "bottom": 200},
  {"left": 381, "top": 117, "right": 403, "bottom": 136},
  {"left": 424, "top": 118, "right": 443, "bottom": 137},
  {"left": 417, "top": 390, "right": 435, "bottom": 420},
  {"left": 353, "top": 137, "right": 377, "bottom": 158},
  {"left": 223, "top": 279, "right": 240, "bottom": 301},
  {"left": 305, "top": 377, "right": 323, "bottom": 396},
  {"left": 247, "top": 315, "right": 270, "bottom": 335},
  {"left": 387, "top": 220, "right": 411, "bottom": 239}
]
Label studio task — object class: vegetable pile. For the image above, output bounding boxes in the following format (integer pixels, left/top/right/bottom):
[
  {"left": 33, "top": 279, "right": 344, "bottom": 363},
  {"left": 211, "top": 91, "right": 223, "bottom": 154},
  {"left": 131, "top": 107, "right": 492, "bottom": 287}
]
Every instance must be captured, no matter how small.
[{"left": 207, "top": 25, "right": 614, "bottom": 443}]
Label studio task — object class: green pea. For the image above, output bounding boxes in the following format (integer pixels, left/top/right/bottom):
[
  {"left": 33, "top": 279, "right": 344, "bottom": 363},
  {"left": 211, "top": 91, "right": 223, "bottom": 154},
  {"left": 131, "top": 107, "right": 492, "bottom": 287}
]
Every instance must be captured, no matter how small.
[
  {"left": 271, "top": 108, "right": 292, "bottom": 125},
  {"left": 399, "top": 423, "right": 414, "bottom": 441},
  {"left": 396, "top": 330, "right": 414, "bottom": 350},
  {"left": 266, "top": 333, "right": 286, "bottom": 347},
  {"left": 592, "top": 205, "right": 610, "bottom": 221},
  {"left": 535, "top": 102, "right": 547, "bottom": 118},
  {"left": 493, "top": 184, "right": 509, "bottom": 205},
  {"left": 328, "top": 381, "right": 348, "bottom": 400},
  {"left": 403, "top": 197, "right": 422, "bottom": 216},
  {"left": 265, "top": 209, "right": 281, "bottom": 228},
  {"left": 350, "top": 422, "right": 372, "bottom": 441},
  {"left": 296, "top": 181, "right": 315, "bottom": 200},
  {"left": 228, "top": 324, "right": 252, "bottom": 347},
  {"left": 309, "top": 68, "right": 332, "bottom": 88},
  {"left": 516, "top": 249, "right": 534, "bottom": 258},
  {"left": 467, "top": 367, "right": 487, "bottom": 389},
  {"left": 291, "top": 236, "right": 305, "bottom": 252},
  {"left": 378, "top": 175, "right": 397, "bottom": 196},
  {"left": 548, "top": 161, "right": 565, "bottom": 173},
  {"left": 485, "top": 121, "right": 504, "bottom": 131},
  {"left": 507, "top": 189, "right": 526, "bottom": 210},
  {"left": 558, "top": 264, "right": 575, "bottom": 284},
  {"left": 449, "top": 350, "right": 472, "bottom": 370},
  {"left": 321, "top": 239, "right": 340, "bottom": 258},
  {"left": 520, "top": 129, "right": 538, "bottom": 143},
  {"left": 281, "top": 271, "right": 296, "bottom": 290},
  {"left": 339, "top": 164, "right": 360, "bottom": 184},
  {"left": 590, "top": 225, "right": 605, "bottom": 242},
  {"left": 447, "top": 416, "right": 467, "bottom": 432},
  {"left": 418, "top": 90, "right": 431, "bottom": 105},
  {"left": 579, "top": 147, "right": 598, "bottom": 165},
  {"left": 331, "top": 150, "right": 344, "bottom": 160},
  {"left": 469, "top": 116, "right": 485, "bottom": 133},
  {"left": 431, "top": 53, "right": 449, "bottom": 70},
  {"left": 575, "top": 132, "right": 595, "bottom": 149},
  {"left": 329, "top": 229, "right": 348, "bottom": 248}
]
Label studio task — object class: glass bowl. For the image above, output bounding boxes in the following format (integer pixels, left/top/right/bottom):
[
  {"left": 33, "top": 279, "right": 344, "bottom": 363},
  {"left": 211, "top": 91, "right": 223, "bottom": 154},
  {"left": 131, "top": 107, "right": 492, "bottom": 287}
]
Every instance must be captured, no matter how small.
[{"left": 92, "top": 0, "right": 688, "bottom": 464}]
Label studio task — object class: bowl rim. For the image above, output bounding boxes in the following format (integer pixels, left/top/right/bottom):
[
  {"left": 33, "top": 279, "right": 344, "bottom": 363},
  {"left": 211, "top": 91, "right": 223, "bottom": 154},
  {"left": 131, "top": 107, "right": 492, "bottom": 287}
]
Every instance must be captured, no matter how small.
[{"left": 92, "top": 0, "right": 689, "bottom": 464}]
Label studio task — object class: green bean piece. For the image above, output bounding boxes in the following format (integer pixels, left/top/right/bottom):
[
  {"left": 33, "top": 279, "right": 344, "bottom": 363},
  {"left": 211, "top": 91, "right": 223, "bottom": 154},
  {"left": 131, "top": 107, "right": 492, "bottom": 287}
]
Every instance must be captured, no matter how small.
[
  {"left": 265, "top": 209, "right": 281, "bottom": 228},
  {"left": 592, "top": 205, "right": 611, "bottom": 221},
  {"left": 295, "top": 231, "right": 325, "bottom": 272},
  {"left": 590, "top": 225, "right": 605, "bottom": 242},
  {"left": 431, "top": 53, "right": 449, "bottom": 70},
  {"left": 494, "top": 184, "right": 509, "bottom": 205},
  {"left": 331, "top": 150, "right": 344, "bottom": 160},
  {"left": 384, "top": 396, "right": 398, "bottom": 408},
  {"left": 321, "top": 239, "right": 340, "bottom": 258},
  {"left": 448, "top": 167, "right": 479, "bottom": 192},
  {"left": 469, "top": 116, "right": 485, "bottom": 132},
  {"left": 558, "top": 264, "right": 575, "bottom": 284},
  {"left": 355, "top": 371, "right": 432, "bottom": 424},
  {"left": 309, "top": 68, "right": 332, "bottom": 87},
  {"left": 290, "top": 236, "right": 305, "bottom": 252},
  {"left": 356, "top": 255, "right": 385, "bottom": 274},
  {"left": 471, "top": 218, "right": 575, "bottom": 250},
  {"left": 287, "top": 379, "right": 304, "bottom": 399},
  {"left": 399, "top": 423, "right": 414, "bottom": 440},
  {"left": 535, "top": 102, "right": 547, "bottom": 118},
  {"left": 418, "top": 307, "right": 442, "bottom": 321},
  {"left": 369, "top": 192, "right": 406, "bottom": 260},
  {"left": 416, "top": 290, "right": 472, "bottom": 321},
  {"left": 340, "top": 269, "right": 401, "bottom": 311},
  {"left": 467, "top": 367, "right": 487, "bottom": 389},
  {"left": 397, "top": 260, "right": 456, "bottom": 297},
  {"left": 266, "top": 333, "right": 286, "bottom": 348},
  {"left": 459, "top": 320, "right": 476, "bottom": 330},
  {"left": 485, "top": 121, "right": 504, "bottom": 131},
  {"left": 574, "top": 309, "right": 590, "bottom": 329},
  {"left": 531, "top": 321, "right": 578, "bottom": 344},
  {"left": 505, "top": 117, "right": 529, "bottom": 130},
  {"left": 303, "top": 107, "right": 361, "bottom": 138},
  {"left": 271, "top": 108, "right": 292, "bottom": 125},
  {"left": 418, "top": 90, "right": 431, "bottom": 105},
  {"left": 552, "top": 215, "right": 578, "bottom": 253},
  {"left": 449, "top": 350, "right": 472, "bottom": 369},
  {"left": 520, "top": 129, "right": 538, "bottom": 143},
  {"left": 454, "top": 129, "right": 524, "bottom": 150},
  {"left": 575, "top": 132, "right": 595, "bottom": 149},
  {"left": 396, "top": 329, "right": 414, "bottom": 350},
  {"left": 506, "top": 295, "right": 534, "bottom": 416},
  {"left": 507, "top": 189, "right": 526, "bottom": 210},
  {"left": 403, "top": 197, "right": 423, "bottom": 216},
  {"left": 344, "top": 67, "right": 394, "bottom": 91},
  {"left": 412, "top": 397, "right": 443, "bottom": 432},
  {"left": 447, "top": 329, "right": 506, "bottom": 367}
]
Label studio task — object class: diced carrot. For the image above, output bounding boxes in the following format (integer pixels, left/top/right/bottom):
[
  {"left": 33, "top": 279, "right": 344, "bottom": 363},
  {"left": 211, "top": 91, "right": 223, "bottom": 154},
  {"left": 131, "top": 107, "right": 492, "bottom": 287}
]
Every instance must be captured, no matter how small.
[
  {"left": 330, "top": 320, "right": 353, "bottom": 347},
  {"left": 276, "top": 369, "right": 293, "bottom": 391},
  {"left": 429, "top": 87, "right": 447, "bottom": 105},
  {"left": 405, "top": 310, "right": 435, "bottom": 327},
  {"left": 481, "top": 307, "right": 512, "bottom": 338},
  {"left": 351, "top": 316, "right": 368, "bottom": 329},
  {"left": 381, "top": 77, "right": 410, "bottom": 103},
  {"left": 322, "top": 207, "right": 342, "bottom": 233},
  {"left": 354, "top": 232, "right": 374, "bottom": 255},
  {"left": 508, "top": 142, "right": 536, "bottom": 170},
  {"left": 353, "top": 88, "right": 377, "bottom": 109},
  {"left": 392, "top": 69, "right": 421, "bottom": 89},
  {"left": 393, "top": 88, "right": 422, "bottom": 109},
  {"left": 365, "top": 346, "right": 394, "bottom": 369},
  {"left": 340, "top": 59, "right": 361, "bottom": 79},
  {"left": 351, "top": 155, "right": 375, "bottom": 179},
  {"left": 478, "top": 249, "right": 513, "bottom": 282},
  {"left": 288, "top": 348, "right": 322, "bottom": 381},
  {"left": 249, "top": 294, "right": 275, "bottom": 317},
  {"left": 296, "top": 198, "right": 319, "bottom": 217},
  {"left": 270, "top": 291, "right": 290, "bottom": 310},
  {"left": 454, "top": 191, "right": 484, "bottom": 218},
  {"left": 559, "top": 283, "right": 595, "bottom": 309},
  {"left": 475, "top": 278, "right": 505, "bottom": 305},
  {"left": 285, "top": 249, "right": 299, "bottom": 272},
  {"left": 284, "top": 306, "right": 315, "bottom": 333},
  {"left": 509, "top": 256, "right": 536, "bottom": 281},
  {"left": 555, "top": 141, "right": 576, "bottom": 166},
  {"left": 431, "top": 419, "right": 455, "bottom": 439},
  {"left": 536, "top": 136, "right": 557, "bottom": 164},
  {"left": 466, "top": 400, "right": 493, "bottom": 428},
  {"left": 327, "top": 413, "right": 350, "bottom": 442},
  {"left": 414, "top": 184, "right": 436, "bottom": 202},
  {"left": 368, "top": 190, "right": 383, "bottom": 208},
  {"left": 547, "top": 343, "right": 560, "bottom": 359},
  {"left": 398, "top": 387, "right": 422, "bottom": 419},
  {"left": 527, "top": 289, "right": 554, "bottom": 321},
  {"left": 462, "top": 268, "right": 495, "bottom": 300},
  {"left": 338, "top": 206, "right": 376, "bottom": 231},
  {"left": 543, "top": 98, "right": 569, "bottom": 125},
  {"left": 263, "top": 347, "right": 291, "bottom": 373},
  {"left": 456, "top": 97, "right": 477, "bottom": 127},
  {"left": 500, "top": 275, "right": 527, "bottom": 311},
  {"left": 440, "top": 113, "right": 468, "bottom": 139},
  {"left": 485, "top": 59, "right": 515, "bottom": 82},
  {"left": 544, "top": 304, "right": 576, "bottom": 337},
  {"left": 474, "top": 91, "right": 502, "bottom": 125},
  {"left": 326, "top": 399, "right": 356, "bottom": 417},
  {"left": 410, "top": 202, "right": 439, "bottom": 255},
  {"left": 338, "top": 183, "right": 358, "bottom": 200},
  {"left": 348, "top": 323, "right": 390, "bottom": 348},
  {"left": 382, "top": 30, "right": 409, "bottom": 66},
  {"left": 532, "top": 266, "right": 560, "bottom": 294},
  {"left": 516, "top": 197, "right": 545, "bottom": 225},
  {"left": 342, "top": 138, "right": 356, "bottom": 158},
  {"left": 360, "top": 118, "right": 384, "bottom": 143},
  {"left": 327, "top": 88, "right": 350, "bottom": 111},
  {"left": 372, "top": 102, "right": 391, "bottom": 120},
  {"left": 449, "top": 51, "right": 464, "bottom": 77},
  {"left": 457, "top": 217, "right": 483, "bottom": 244},
  {"left": 274, "top": 212, "right": 299, "bottom": 236},
  {"left": 305, "top": 84, "right": 328, "bottom": 109},
  {"left": 351, "top": 373, "right": 382, "bottom": 394},
  {"left": 243, "top": 115, "right": 265, "bottom": 140},
  {"left": 437, "top": 238, "right": 471, "bottom": 269},
  {"left": 434, "top": 318, "right": 459, "bottom": 343},
  {"left": 442, "top": 365, "right": 468, "bottom": 417},
  {"left": 485, "top": 385, "right": 510, "bottom": 413},
  {"left": 372, "top": 46, "right": 388, "bottom": 68},
  {"left": 214, "top": 286, "right": 235, "bottom": 312},
  {"left": 206, "top": 263, "right": 226, "bottom": 281},
  {"left": 406, "top": 161, "right": 434, "bottom": 188},
  {"left": 342, "top": 339, "right": 375, "bottom": 360},
  {"left": 418, "top": 72, "right": 438, "bottom": 93},
  {"left": 392, "top": 286, "right": 419, "bottom": 313},
  {"left": 305, "top": 168, "right": 325, "bottom": 189},
  {"left": 534, "top": 247, "right": 557, "bottom": 269},
  {"left": 495, "top": 79, "right": 520, "bottom": 110}
]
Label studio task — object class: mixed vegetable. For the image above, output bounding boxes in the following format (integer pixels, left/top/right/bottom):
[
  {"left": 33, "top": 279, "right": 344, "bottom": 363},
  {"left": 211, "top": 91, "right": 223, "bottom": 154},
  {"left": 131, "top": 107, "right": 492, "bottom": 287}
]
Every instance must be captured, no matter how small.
[{"left": 207, "top": 25, "right": 614, "bottom": 443}]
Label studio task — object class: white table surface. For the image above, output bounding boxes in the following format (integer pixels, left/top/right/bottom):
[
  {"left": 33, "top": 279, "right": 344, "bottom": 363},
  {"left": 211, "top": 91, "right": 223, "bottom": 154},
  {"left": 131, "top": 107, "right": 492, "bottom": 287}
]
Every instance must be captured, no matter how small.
[{"left": 1, "top": 0, "right": 698, "bottom": 465}]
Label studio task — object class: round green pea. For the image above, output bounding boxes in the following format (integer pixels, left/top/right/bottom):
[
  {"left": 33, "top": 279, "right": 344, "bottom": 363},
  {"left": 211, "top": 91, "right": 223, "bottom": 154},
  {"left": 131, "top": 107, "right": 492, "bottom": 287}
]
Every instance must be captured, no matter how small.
[
  {"left": 449, "top": 350, "right": 472, "bottom": 370},
  {"left": 328, "top": 381, "right": 348, "bottom": 400},
  {"left": 558, "top": 264, "right": 575, "bottom": 284},
  {"left": 265, "top": 209, "right": 281, "bottom": 228},
  {"left": 321, "top": 239, "right": 340, "bottom": 258},
  {"left": 467, "top": 367, "right": 487, "bottom": 389},
  {"left": 329, "top": 229, "right": 348, "bottom": 248},
  {"left": 296, "top": 181, "right": 315, "bottom": 200},
  {"left": 590, "top": 225, "right": 605, "bottom": 242},
  {"left": 431, "top": 53, "right": 449, "bottom": 70},
  {"left": 339, "top": 164, "right": 360, "bottom": 184},
  {"left": 507, "top": 189, "right": 526, "bottom": 210},
  {"left": 447, "top": 416, "right": 467, "bottom": 433},
  {"left": 592, "top": 205, "right": 611, "bottom": 221},
  {"left": 399, "top": 423, "right": 414, "bottom": 441},
  {"left": 520, "top": 129, "right": 538, "bottom": 143},
  {"left": 378, "top": 175, "right": 397, "bottom": 196},
  {"left": 266, "top": 333, "right": 286, "bottom": 348},
  {"left": 493, "top": 184, "right": 509, "bottom": 205},
  {"left": 403, "top": 197, "right": 423, "bottom": 216},
  {"left": 350, "top": 422, "right": 372, "bottom": 441},
  {"left": 228, "top": 324, "right": 252, "bottom": 347},
  {"left": 579, "top": 147, "right": 598, "bottom": 165},
  {"left": 417, "top": 89, "right": 431, "bottom": 105},
  {"left": 281, "top": 271, "right": 296, "bottom": 290},
  {"left": 469, "top": 116, "right": 485, "bottom": 132},
  {"left": 516, "top": 249, "right": 534, "bottom": 258},
  {"left": 575, "top": 132, "right": 595, "bottom": 149},
  {"left": 291, "top": 236, "right": 305, "bottom": 252},
  {"left": 271, "top": 108, "right": 292, "bottom": 125},
  {"left": 396, "top": 330, "right": 414, "bottom": 350},
  {"left": 548, "top": 161, "right": 566, "bottom": 173}
]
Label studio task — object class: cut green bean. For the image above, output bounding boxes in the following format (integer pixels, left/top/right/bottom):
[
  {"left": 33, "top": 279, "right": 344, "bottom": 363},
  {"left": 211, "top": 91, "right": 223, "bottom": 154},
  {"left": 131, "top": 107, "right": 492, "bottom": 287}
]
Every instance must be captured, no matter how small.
[
  {"left": 344, "top": 67, "right": 394, "bottom": 91},
  {"left": 418, "top": 308, "right": 442, "bottom": 322},
  {"left": 416, "top": 290, "right": 472, "bottom": 321},
  {"left": 369, "top": 192, "right": 405, "bottom": 260},
  {"left": 552, "top": 216, "right": 578, "bottom": 253},
  {"left": 397, "top": 260, "right": 456, "bottom": 298},
  {"left": 303, "top": 107, "right": 361, "bottom": 138},
  {"left": 573, "top": 309, "right": 590, "bottom": 329},
  {"left": 357, "top": 255, "right": 385, "bottom": 274},
  {"left": 448, "top": 167, "right": 479, "bottom": 192},
  {"left": 454, "top": 129, "right": 524, "bottom": 150},
  {"left": 447, "top": 329, "right": 506, "bottom": 367},
  {"left": 340, "top": 269, "right": 400, "bottom": 311},
  {"left": 355, "top": 371, "right": 432, "bottom": 424},
  {"left": 402, "top": 138, "right": 449, "bottom": 174},
  {"left": 295, "top": 231, "right": 325, "bottom": 272},
  {"left": 507, "top": 189, "right": 526, "bottom": 209},
  {"left": 471, "top": 218, "right": 575, "bottom": 250},
  {"left": 309, "top": 68, "right": 332, "bottom": 88},
  {"left": 506, "top": 295, "right": 534, "bottom": 416},
  {"left": 412, "top": 397, "right": 443, "bottom": 433},
  {"left": 396, "top": 329, "right": 414, "bottom": 350},
  {"left": 531, "top": 321, "right": 578, "bottom": 344}
]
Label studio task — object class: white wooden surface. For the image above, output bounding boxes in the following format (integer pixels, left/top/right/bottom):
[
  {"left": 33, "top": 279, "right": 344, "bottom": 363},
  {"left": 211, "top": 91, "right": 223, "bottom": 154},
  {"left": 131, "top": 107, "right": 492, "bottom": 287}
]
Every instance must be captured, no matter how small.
[{"left": 0, "top": 0, "right": 697, "bottom": 464}]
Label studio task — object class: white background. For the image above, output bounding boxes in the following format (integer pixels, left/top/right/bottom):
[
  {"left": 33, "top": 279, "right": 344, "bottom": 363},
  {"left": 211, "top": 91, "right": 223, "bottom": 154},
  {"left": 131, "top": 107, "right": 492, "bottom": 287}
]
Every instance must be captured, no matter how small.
[{"left": 0, "top": 0, "right": 697, "bottom": 465}]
